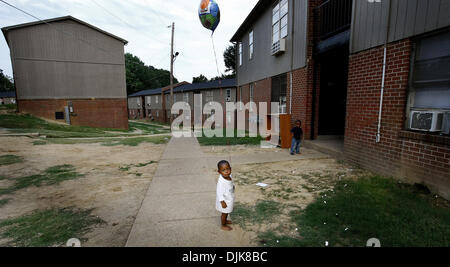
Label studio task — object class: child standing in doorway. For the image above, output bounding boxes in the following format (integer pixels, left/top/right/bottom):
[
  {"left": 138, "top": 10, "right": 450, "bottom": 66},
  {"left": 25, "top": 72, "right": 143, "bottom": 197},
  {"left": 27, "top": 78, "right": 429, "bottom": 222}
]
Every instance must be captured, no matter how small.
[
  {"left": 216, "top": 160, "right": 235, "bottom": 231},
  {"left": 290, "top": 120, "right": 304, "bottom": 155}
]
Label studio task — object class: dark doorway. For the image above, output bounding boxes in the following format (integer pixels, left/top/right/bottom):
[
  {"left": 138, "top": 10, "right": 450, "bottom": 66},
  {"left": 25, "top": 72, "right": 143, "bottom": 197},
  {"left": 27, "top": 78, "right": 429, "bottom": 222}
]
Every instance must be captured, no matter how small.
[
  {"left": 141, "top": 96, "right": 147, "bottom": 118},
  {"left": 318, "top": 46, "right": 349, "bottom": 136}
]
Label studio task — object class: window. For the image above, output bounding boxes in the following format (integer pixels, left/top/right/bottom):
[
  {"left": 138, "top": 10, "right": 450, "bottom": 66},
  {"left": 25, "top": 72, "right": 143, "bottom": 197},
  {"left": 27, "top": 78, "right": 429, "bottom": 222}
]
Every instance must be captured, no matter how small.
[
  {"left": 156, "top": 95, "right": 159, "bottom": 104},
  {"left": 183, "top": 93, "right": 189, "bottom": 103},
  {"left": 249, "top": 83, "right": 255, "bottom": 112},
  {"left": 239, "top": 87, "right": 242, "bottom": 102},
  {"left": 249, "top": 31, "right": 254, "bottom": 60},
  {"left": 408, "top": 30, "right": 450, "bottom": 133},
  {"left": 206, "top": 91, "right": 214, "bottom": 104},
  {"left": 272, "top": 0, "right": 288, "bottom": 45},
  {"left": 272, "top": 74, "right": 287, "bottom": 114},
  {"left": 226, "top": 89, "right": 232, "bottom": 102},
  {"left": 239, "top": 86, "right": 243, "bottom": 110},
  {"left": 239, "top": 43, "right": 243, "bottom": 66}
]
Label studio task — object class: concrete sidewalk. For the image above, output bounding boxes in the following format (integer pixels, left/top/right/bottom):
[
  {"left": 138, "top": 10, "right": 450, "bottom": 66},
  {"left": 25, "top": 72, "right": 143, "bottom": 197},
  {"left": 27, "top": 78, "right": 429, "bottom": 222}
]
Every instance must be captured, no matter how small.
[{"left": 126, "top": 135, "right": 252, "bottom": 247}]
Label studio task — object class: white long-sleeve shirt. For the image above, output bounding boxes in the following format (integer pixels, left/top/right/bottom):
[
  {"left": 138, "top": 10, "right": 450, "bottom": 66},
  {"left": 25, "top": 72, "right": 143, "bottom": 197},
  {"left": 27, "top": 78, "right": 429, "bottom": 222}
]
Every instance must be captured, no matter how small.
[{"left": 216, "top": 175, "right": 235, "bottom": 214}]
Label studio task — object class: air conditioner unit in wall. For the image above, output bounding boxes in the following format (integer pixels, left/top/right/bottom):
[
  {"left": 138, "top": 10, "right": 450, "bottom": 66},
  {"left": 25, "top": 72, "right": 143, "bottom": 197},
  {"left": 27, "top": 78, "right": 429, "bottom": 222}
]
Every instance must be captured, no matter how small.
[
  {"left": 271, "top": 38, "right": 286, "bottom": 56},
  {"left": 409, "top": 111, "right": 444, "bottom": 132}
]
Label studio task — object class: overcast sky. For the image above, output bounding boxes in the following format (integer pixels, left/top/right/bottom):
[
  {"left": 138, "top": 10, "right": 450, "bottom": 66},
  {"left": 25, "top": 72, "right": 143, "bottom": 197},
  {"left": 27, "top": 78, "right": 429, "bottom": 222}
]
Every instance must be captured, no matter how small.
[{"left": 0, "top": 0, "right": 258, "bottom": 83}]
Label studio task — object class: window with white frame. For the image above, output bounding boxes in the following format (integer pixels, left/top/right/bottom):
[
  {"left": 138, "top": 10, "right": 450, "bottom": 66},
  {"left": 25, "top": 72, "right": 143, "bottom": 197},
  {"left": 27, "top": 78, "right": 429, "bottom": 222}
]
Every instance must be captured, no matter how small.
[
  {"left": 249, "top": 31, "right": 254, "bottom": 60},
  {"left": 272, "top": 0, "right": 288, "bottom": 45},
  {"left": 155, "top": 95, "right": 159, "bottom": 104},
  {"left": 183, "top": 93, "right": 189, "bottom": 103},
  {"left": 239, "top": 43, "right": 243, "bottom": 66},
  {"left": 408, "top": 30, "right": 450, "bottom": 134}
]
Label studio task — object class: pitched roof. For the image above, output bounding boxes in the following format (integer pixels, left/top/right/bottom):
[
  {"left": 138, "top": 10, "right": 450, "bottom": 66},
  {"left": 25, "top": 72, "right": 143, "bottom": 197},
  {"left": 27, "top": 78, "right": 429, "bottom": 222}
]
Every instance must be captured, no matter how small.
[
  {"left": 230, "top": 0, "right": 275, "bottom": 42},
  {"left": 128, "top": 81, "right": 190, "bottom": 97},
  {"left": 2, "top": 16, "right": 128, "bottom": 45},
  {"left": 164, "top": 78, "right": 236, "bottom": 94},
  {"left": 0, "top": 91, "right": 16, "bottom": 98},
  {"left": 128, "top": 88, "right": 162, "bottom": 97}
]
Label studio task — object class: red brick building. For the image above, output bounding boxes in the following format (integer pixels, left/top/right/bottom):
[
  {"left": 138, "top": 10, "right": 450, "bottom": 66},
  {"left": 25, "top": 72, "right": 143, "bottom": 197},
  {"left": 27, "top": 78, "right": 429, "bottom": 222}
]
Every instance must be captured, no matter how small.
[{"left": 232, "top": 0, "right": 450, "bottom": 199}]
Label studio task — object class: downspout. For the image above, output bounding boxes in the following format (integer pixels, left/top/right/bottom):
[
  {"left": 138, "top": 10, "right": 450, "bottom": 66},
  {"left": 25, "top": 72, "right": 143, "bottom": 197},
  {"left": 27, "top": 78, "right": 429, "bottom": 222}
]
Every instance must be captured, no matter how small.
[
  {"left": 289, "top": 0, "right": 295, "bottom": 115},
  {"left": 311, "top": 5, "right": 318, "bottom": 140},
  {"left": 376, "top": 0, "right": 392, "bottom": 143}
]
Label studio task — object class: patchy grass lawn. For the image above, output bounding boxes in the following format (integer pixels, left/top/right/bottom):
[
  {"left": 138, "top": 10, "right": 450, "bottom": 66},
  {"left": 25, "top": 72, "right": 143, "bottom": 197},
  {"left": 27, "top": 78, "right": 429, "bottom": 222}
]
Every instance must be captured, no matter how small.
[
  {"left": 128, "top": 121, "right": 170, "bottom": 135},
  {"left": 119, "top": 161, "right": 158, "bottom": 172},
  {"left": 0, "top": 114, "right": 169, "bottom": 138},
  {"left": 0, "top": 208, "right": 104, "bottom": 247},
  {"left": 0, "top": 155, "right": 24, "bottom": 166},
  {"left": 231, "top": 159, "right": 450, "bottom": 247},
  {"left": 233, "top": 200, "right": 284, "bottom": 230},
  {"left": 0, "top": 104, "right": 16, "bottom": 111},
  {"left": 0, "top": 136, "right": 167, "bottom": 247},
  {"left": 0, "top": 165, "right": 83, "bottom": 196},
  {"left": 197, "top": 129, "right": 263, "bottom": 146},
  {"left": 256, "top": 176, "right": 450, "bottom": 247},
  {"left": 0, "top": 198, "right": 11, "bottom": 208},
  {"left": 33, "top": 136, "right": 170, "bottom": 146}
]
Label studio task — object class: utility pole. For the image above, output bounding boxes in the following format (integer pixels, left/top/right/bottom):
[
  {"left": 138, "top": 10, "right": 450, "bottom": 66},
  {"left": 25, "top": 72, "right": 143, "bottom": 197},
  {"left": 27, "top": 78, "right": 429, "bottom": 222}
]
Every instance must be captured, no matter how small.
[{"left": 169, "top": 22, "right": 175, "bottom": 125}]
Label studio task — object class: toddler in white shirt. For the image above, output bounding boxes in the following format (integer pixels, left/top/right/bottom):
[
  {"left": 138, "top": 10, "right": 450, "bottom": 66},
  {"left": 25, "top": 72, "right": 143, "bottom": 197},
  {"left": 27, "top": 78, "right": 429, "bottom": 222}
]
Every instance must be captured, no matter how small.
[{"left": 216, "top": 160, "right": 235, "bottom": 231}]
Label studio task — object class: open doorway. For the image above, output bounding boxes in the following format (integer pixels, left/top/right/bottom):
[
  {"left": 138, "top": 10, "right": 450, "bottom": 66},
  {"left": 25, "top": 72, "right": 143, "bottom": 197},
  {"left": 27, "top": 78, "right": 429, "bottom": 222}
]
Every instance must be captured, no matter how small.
[{"left": 318, "top": 46, "right": 349, "bottom": 136}]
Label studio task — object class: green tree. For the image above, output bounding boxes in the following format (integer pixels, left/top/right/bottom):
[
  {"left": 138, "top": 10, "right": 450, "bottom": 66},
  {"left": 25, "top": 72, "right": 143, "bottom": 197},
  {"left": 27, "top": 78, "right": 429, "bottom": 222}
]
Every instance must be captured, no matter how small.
[
  {"left": 125, "top": 53, "right": 178, "bottom": 95},
  {"left": 0, "top": 70, "right": 14, "bottom": 92},
  {"left": 210, "top": 73, "right": 236, "bottom": 81},
  {"left": 223, "top": 44, "right": 236, "bottom": 75},
  {"left": 192, "top": 74, "right": 209, "bottom": 84}
]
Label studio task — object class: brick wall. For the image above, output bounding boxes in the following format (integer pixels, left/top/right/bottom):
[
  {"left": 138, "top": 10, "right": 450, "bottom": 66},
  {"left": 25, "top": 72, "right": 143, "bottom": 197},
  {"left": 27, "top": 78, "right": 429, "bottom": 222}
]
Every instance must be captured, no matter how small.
[
  {"left": 286, "top": 0, "right": 322, "bottom": 140},
  {"left": 345, "top": 38, "right": 450, "bottom": 199},
  {"left": 128, "top": 108, "right": 145, "bottom": 120},
  {"left": 19, "top": 99, "right": 129, "bottom": 130}
]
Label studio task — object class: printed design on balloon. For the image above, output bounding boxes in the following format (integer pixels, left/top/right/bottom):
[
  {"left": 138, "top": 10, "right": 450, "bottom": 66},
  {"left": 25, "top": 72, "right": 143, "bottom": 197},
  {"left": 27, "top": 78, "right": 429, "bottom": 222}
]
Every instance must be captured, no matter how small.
[{"left": 198, "top": 0, "right": 220, "bottom": 34}]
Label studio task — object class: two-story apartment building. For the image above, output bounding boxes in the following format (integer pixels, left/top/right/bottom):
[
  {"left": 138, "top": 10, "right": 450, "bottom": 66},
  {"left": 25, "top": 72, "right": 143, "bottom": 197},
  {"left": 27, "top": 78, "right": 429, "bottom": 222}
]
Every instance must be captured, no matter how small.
[
  {"left": 2, "top": 16, "right": 129, "bottom": 129},
  {"left": 128, "top": 79, "right": 237, "bottom": 126},
  {"left": 232, "top": 0, "right": 450, "bottom": 199},
  {"left": 128, "top": 82, "right": 189, "bottom": 122},
  {"left": 164, "top": 79, "right": 237, "bottom": 127}
]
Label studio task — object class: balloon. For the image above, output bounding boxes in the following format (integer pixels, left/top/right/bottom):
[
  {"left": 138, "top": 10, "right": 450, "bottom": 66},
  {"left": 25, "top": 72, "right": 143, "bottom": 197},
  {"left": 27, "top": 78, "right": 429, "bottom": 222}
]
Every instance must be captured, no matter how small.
[{"left": 198, "top": 0, "right": 220, "bottom": 33}]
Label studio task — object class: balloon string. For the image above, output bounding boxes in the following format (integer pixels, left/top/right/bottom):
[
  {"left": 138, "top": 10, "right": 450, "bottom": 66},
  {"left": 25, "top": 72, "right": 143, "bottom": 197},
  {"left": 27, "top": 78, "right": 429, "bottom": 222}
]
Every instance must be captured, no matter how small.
[{"left": 211, "top": 35, "right": 221, "bottom": 78}]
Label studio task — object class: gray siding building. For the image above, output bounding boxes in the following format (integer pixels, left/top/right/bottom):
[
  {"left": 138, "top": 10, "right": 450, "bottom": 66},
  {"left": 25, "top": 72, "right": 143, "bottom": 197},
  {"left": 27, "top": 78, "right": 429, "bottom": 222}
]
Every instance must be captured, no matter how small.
[
  {"left": 232, "top": 0, "right": 308, "bottom": 87},
  {"left": 232, "top": 0, "right": 450, "bottom": 199},
  {"left": 128, "top": 79, "right": 237, "bottom": 125},
  {"left": 2, "top": 16, "right": 129, "bottom": 129}
]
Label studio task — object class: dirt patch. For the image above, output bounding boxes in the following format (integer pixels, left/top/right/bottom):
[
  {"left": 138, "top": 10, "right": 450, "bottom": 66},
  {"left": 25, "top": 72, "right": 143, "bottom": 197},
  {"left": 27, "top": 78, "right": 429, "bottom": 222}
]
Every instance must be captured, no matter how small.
[
  {"left": 228, "top": 147, "right": 371, "bottom": 246},
  {"left": 0, "top": 137, "right": 166, "bottom": 247}
]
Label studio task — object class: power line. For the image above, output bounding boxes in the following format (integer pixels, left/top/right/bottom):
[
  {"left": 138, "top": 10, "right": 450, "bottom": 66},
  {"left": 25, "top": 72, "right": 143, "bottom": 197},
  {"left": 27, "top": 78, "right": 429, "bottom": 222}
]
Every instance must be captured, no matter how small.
[
  {"left": 0, "top": 0, "right": 169, "bottom": 71},
  {"left": 0, "top": 0, "right": 119, "bottom": 57},
  {"left": 89, "top": 0, "right": 173, "bottom": 68},
  {"left": 90, "top": 0, "right": 168, "bottom": 46}
]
